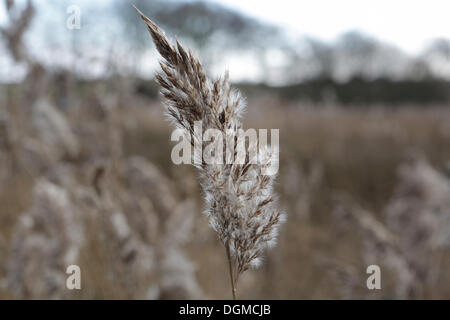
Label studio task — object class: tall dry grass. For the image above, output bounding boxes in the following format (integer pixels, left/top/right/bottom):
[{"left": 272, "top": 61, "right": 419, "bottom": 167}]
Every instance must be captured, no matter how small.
[
  {"left": 135, "top": 7, "right": 285, "bottom": 299},
  {"left": 1, "top": 0, "right": 450, "bottom": 299}
]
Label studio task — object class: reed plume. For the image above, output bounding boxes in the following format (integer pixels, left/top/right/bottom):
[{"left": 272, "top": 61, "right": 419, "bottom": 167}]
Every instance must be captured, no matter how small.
[
  {"left": 332, "top": 157, "right": 450, "bottom": 299},
  {"left": 5, "top": 178, "right": 84, "bottom": 299},
  {"left": 135, "top": 7, "right": 285, "bottom": 299},
  {"left": 90, "top": 157, "right": 202, "bottom": 299}
]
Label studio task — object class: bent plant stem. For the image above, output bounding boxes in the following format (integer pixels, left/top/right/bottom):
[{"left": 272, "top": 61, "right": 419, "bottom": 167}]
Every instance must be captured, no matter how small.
[{"left": 226, "top": 241, "right": 237, "bottom": 300}]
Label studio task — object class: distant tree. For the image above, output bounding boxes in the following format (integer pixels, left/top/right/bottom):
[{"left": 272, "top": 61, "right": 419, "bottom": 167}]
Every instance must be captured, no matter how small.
[
  {"left": 422, "top": 38, "right": 450, "bottom": 79},
  {"left": 278, "top": 37, "right": 335, "bottom": 83},
  {"left": 334, "top": 31, "right": 378, "bottom": 80},
  {"left": 306, "top": 38, "right": 335, "bottom": 79},
  {"left": 114, "top": 0, "right": 281, "bottom": 69}
]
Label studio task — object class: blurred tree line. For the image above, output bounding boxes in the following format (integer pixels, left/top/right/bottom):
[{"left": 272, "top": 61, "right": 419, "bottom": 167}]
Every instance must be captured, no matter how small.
[
  {"left": 120, "top": 0, "right": 450, "bottom": 105},
  {"left": 2, "top": 0, "right": 450, "bottom": 105}
]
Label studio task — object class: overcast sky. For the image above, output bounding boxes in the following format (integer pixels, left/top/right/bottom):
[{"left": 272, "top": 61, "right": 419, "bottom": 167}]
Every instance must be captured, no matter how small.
[
  {"left": 1, "top": 0, "right": 449, "bottom": 82},
  {"left": 1, "top": 0, "right": 449, "bottom": 54},
  {"left": 211, "top": 0, "right": 450, "bottom": 54}
]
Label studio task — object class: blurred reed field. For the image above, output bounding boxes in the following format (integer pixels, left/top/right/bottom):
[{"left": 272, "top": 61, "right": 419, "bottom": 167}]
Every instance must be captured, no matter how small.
[{"left": 1, "top": 0, "right": 450, "bottom": 299}]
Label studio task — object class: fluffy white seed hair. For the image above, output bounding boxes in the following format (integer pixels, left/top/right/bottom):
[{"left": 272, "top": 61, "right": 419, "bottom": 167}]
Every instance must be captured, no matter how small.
[{"left": 135, "top": 7, "right": 286, "bottom": 279}]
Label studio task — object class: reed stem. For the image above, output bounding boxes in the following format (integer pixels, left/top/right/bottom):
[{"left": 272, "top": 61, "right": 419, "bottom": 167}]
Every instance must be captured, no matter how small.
[{"left": 226, "top": 243, "right": 237, "bottom": 300}]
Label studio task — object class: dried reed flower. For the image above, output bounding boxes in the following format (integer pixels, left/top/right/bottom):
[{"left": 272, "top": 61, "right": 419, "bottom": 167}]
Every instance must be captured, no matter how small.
[
  {"left": 334, "top": 157, "right": 450, "bottom": 299},
  {"left": 135, "top": 7, "right": 285, "bottom": 299},
  {"left": 31, "top": 99, "right": 79, "bottom": 160},
  {"left": 385, "top": 157, "right": 450, "bottom": 250},
  {"left": 0, "top": 0, "right": 35, "bottom": 62},
  {"left": 282, "top": 160, "right": 323, "bottom": 219},
  {"left": 121, "top": 157, "right": 202, "bottom": 298},
  {"left": 382, "top": 157, "right": 450, "bottom": 297},
  {"left": 92, "top": 157, "right": 202, "bottom": 299},
  {"left": 321, "top": 258, "right": 363, "bottom": 299},
  {"left": 5, "top": 178, "right": 84, "bottom": 299}
]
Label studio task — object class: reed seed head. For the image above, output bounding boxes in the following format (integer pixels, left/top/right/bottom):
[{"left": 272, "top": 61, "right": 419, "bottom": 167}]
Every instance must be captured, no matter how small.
[{"left": 136, "top": 6, "right": 286, "bottom": 279}]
